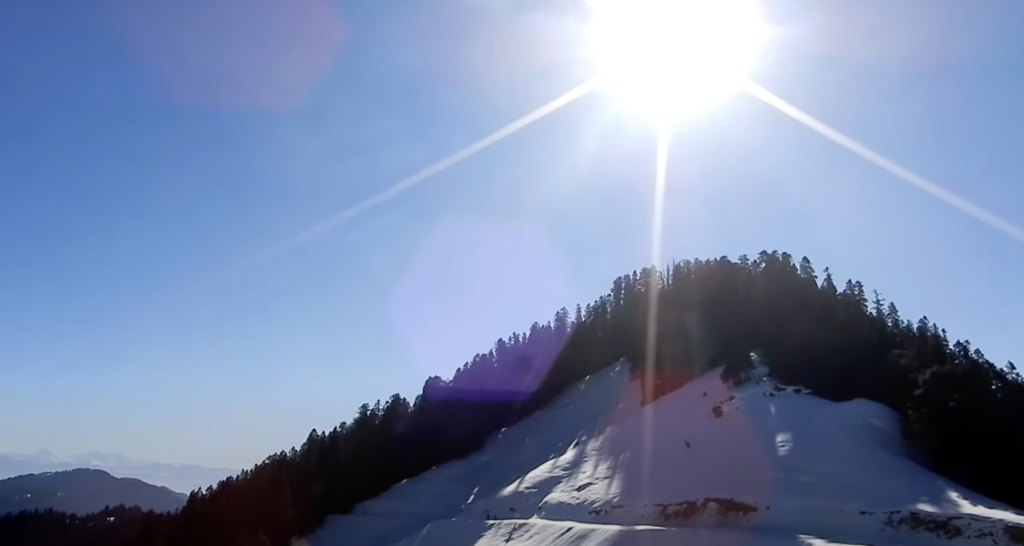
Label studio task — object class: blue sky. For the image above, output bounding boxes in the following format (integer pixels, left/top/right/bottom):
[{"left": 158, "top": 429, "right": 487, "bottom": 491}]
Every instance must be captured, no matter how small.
[{"left": 1, "top": 0, "right": 1022, "bottom": 469}]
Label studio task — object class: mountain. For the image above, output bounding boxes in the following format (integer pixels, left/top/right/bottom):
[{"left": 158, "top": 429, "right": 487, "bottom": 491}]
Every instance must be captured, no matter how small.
[
  {"left": 0, "top": 468, "right": 187, "bottom": 515},
  {"left": 3, "top": 252, "right": 1024, "bottom": 546},
  {"left": 0, "top": 451, "right": 237, "bottom": 494},
  {"left": 308, "top": 361, "right": 1024, "bottom": 546}
]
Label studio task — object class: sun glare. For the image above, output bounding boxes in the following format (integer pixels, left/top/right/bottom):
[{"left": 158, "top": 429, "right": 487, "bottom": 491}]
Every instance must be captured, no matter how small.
[{"left": 587, "top": 0, "right": 767, "bottom": 125}]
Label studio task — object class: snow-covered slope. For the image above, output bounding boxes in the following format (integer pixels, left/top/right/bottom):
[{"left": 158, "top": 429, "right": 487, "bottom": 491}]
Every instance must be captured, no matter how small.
[{"left": 308, "top": 362, "right": 1024, "bottom": 546}]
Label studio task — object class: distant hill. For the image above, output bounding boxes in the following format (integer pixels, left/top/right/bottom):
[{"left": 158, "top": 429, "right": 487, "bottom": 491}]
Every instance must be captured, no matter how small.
[
  {"left": 0, "top": 468, "right": 186, "bottom": 515},
  {"left": 0, "top": 451, "right": 237, "bottom": 493}
]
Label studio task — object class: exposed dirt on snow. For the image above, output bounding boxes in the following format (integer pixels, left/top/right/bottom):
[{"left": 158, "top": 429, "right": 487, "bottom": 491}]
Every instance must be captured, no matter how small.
[{"left": 1004, "top": 524, "right": 1024, "bottom": 545}]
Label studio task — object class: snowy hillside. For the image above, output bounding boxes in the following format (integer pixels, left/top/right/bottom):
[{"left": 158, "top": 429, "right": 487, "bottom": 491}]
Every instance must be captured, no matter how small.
[{"left": 307, "top": 361, "right": 1024, "bottom": 546}]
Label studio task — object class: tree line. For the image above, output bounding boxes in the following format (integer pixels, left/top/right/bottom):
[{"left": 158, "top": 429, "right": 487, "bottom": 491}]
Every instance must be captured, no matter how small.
[{"left": 2, "top": 251, "right": 1021, "bottom": 546}]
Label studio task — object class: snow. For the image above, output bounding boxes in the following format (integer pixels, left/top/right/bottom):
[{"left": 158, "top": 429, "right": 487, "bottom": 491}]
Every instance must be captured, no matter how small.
[{"left": 307, "top": 361, "right": 1024, "bottom": 546}]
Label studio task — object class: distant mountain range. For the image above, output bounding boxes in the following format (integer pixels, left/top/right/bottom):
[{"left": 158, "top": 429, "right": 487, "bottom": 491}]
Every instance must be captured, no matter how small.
[
  {"left": 0, "top": 468, "right": 186, "bottom": 515},
  {"left": 0, "top": 451, "right": 237, "bottom": 494}
]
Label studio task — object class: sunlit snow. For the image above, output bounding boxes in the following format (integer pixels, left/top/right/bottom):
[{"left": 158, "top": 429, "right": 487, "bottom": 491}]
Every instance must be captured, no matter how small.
[{"left": 308, "top": 362, "right": 1024, "bottom": 546}]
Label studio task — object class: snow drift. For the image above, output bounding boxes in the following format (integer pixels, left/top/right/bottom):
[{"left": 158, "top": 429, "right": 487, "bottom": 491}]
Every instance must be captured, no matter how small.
[{"left": 308, "top": 361, "right": 1024, "bottom": 546}]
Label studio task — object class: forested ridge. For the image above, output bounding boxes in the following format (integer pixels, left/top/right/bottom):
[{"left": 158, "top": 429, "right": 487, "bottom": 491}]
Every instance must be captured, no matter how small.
[{"left": 3, "top": 251, "right": 1021, "bottom": 546}]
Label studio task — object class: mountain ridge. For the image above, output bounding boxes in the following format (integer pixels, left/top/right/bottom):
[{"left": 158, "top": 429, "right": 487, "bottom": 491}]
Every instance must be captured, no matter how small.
[
  {"left": 0, "top": 451, "right": 237, "bottom": 494},
  {"left": 0, "top": 468, "right": 187, "bottom": 516}
]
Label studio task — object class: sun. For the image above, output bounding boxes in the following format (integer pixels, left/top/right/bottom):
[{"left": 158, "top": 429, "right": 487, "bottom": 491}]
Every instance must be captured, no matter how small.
[{"left": 587, "top": 0, "right": 768, "bottom": 125}]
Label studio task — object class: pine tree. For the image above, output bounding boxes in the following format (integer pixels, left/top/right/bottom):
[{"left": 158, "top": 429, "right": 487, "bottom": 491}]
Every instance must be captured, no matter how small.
[
  {"left": 853, "top": 281, "right": 868, "bottom": 311},
  {"left": 871, "top": 290, "right": 886, "bottom": 318},
  {"left": 554, "top": 307, "right": 570, "bottom": 336},
  {"left": 885, "top": 302, "right": 902, "bottom": 329},
  {"left": 798, "top": 256, "right": 817, "bottom": 282},
  {"left": 1006, "top": 361, "right": 1022, "bottom": 383},
  {"left": 821, "top": 267, "right": 838, "bottom": 295}
]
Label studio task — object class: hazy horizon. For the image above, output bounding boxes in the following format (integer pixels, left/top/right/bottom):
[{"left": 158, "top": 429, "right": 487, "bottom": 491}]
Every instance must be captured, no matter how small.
[{"left": 0, "top": 449, "right": 238, "bottom": 493}]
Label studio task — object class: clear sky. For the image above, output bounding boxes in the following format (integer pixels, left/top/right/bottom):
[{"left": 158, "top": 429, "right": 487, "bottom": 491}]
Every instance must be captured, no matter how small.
[{"left": 1, "top": 0, "right": 1023, "bottom": 469}]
